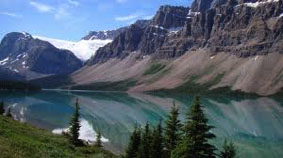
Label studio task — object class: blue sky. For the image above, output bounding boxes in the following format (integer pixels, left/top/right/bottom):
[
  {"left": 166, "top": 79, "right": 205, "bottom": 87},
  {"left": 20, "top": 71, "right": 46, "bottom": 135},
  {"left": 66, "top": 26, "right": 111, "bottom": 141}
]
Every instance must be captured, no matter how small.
[{"left": 0, "top": 0, "right": 191, "bottom": 41}]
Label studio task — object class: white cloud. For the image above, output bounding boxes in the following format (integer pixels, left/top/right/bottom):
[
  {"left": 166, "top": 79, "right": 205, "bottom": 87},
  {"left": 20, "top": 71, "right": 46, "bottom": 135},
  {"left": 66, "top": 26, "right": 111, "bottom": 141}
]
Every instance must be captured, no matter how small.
[
  {"left": 0, "top": 12, "right": 22, "bottom": 18},
  {"left": 115, "top": 13, "right": 141, "bottom": 21},
  {"left": 68, "top": 0, "right": 79, "bottom": 6},
  {"left": 55, "top": 5, "right": 70, "bottom": 20},
  {"left": 30, "top": 1, "right": 54, "bottom": 13},
  {"left": 29, "top": 1, "right": 80, "bottom": 20}
]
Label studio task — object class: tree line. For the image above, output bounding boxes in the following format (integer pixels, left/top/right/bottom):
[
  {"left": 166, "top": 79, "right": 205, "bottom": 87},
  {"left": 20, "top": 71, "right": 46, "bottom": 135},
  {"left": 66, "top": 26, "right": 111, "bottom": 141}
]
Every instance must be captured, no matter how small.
[
  {"left": 125, "top": 97, "right": 236, "bottom": 158},
  {"left": 0, "top": 80, "right": 41, "bottom": 91}
]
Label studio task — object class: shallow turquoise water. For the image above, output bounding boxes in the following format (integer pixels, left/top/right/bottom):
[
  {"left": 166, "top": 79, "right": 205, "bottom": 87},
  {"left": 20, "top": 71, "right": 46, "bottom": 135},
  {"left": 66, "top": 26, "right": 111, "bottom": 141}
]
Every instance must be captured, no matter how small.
[{"left": 0, "top": 90, "right": 283, "bottom": 157}]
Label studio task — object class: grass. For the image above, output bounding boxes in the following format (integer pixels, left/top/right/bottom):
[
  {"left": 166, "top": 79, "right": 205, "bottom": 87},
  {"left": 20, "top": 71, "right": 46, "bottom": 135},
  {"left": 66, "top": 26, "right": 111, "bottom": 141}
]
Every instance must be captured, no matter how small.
[
  {"left": 143, "top": 63, "right": 166, "bottom": 76},
  {"left": 0, "top": 116, "right": 117, "bottom": 158}
]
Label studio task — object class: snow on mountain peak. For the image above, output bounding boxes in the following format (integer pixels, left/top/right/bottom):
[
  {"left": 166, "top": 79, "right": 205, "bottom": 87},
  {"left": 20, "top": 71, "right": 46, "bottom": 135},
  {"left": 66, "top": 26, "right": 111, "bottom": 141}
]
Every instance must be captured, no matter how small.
[{"left": 34, "top": 36, "right": 112, "bottom": 61}]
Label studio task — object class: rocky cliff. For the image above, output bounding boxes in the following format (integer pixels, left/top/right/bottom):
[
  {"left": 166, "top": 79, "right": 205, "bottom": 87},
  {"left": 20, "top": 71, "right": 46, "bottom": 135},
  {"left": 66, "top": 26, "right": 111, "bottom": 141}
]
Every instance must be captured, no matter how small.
[
  {"left": 87, "top": 0, "right": 283, "bottom": 64},
  {"left": 86, "top": 6, "right": 189, "bottom": 65},
  {"left": 64, "top": 0, "right": 283, "bottom": 95}
]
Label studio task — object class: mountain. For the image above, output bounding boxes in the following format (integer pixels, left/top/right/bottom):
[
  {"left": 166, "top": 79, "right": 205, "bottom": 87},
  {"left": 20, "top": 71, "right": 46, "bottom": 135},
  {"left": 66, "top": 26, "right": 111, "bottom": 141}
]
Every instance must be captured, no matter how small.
[
  {"left": 0, "top": 32, "right": 83, "bottom": 80},
  {"left": 65, "top": 0, "right": 283, "bottom": 96},
  {"left": 35, "top": 27, "right": 127, "bottom": 61},
  {"left": 0, "top": 66, "right": 24, "bottom": 81},
  {"left": 34, "top": 36, "right": 112, "bottom": 61},
  {"left": 82, "top": 27, "right": 128, "bottom": 40},
  {"left": 86, "top": 6, "right": 188, "bottom": 65}
]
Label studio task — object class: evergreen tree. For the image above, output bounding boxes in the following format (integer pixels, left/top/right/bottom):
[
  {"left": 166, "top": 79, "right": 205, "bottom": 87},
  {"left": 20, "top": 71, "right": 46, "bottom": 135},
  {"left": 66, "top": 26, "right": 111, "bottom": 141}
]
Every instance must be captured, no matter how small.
[
  {"left": 0, "top": 101, "right": 5, "bottom": 115},
  {"left": 164, "top": 102, "right": 182, "bottom": 154},
  {"left": 150, "top": 121, "right": 164, "bottom": 158},
  {"left": 6, "top": 107, "right": 12, "bottom": 118},
  {"left": 172, "top": 96, "right": 216, "bottom": 158},
  {"left": 137, "top": 122, "right": 152, "bottom": 158},
  {"left": 126, "top": 124, "right": 141, "bottom": 158},
  {"left": 95, "top": 130, "right": 103, "bottom": 147},
  {"left": 69, "top": 98, "right": 82, "bottom": 146},
  {"left": 220, "top": 139, "right": 236, "bottom": 158}
]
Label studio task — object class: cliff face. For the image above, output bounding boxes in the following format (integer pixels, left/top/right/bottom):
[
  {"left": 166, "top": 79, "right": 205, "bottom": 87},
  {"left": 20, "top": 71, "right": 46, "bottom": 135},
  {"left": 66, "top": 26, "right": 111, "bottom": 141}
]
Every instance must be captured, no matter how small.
[
  {"left": 87, "top": 0, "right": 283, "bottom": 64},
  {"left": 86, "top": 6, "right": 189, "bottom": 65},
  {"left": 72, "top": 0, "right": 283, "bottom": 95}
]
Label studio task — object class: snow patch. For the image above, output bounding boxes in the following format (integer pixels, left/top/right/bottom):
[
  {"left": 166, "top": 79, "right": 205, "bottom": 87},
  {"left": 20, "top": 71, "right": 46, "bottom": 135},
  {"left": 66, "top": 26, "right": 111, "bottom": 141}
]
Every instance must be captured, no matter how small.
[
  {"left": 52, "top": 119, "right": 109, "bottom": 143},
  {"left": 22, "top": 32, "right": 32, "bottom": 38},
  {"left": 22, "top": 61, "right": 28, "bottom": 69},
  {"left": 168, "top": 27, "right": 182, "bottom": 34},
  {"left": 187, "top": 9, "right": 200, "bottom": 18},
  {"left": 243, "top": 0, "right": 279, "bottom": 8},
  {"left": 152, "top": 25, "right": 165, "bottom": 30},
  {"left": 34, "top": 36, "right": 112, "bottom": 61},
  {"left": 13, "top": 69, "right": 19, "bottom": 73},
  {"left": 254, "top": 56, "right": 259, "bottom": 61},
  {"left": 0, "top": 57, "right": 9, "bottom": 65}
]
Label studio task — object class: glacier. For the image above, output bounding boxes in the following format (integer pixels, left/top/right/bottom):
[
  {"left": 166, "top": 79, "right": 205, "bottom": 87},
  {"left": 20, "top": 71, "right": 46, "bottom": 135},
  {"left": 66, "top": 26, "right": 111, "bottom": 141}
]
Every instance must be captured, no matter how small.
[{"left": 34, "top": 36, "right": 112, "bottom": 61}]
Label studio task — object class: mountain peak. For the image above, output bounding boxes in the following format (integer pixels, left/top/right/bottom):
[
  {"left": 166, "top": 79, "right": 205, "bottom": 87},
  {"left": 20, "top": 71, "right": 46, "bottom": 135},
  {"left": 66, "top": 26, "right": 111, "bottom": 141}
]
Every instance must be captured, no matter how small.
[
  {"left": 151, "top": 5, "right": 189, "bottom": 29},
  {"left": 0, "top": 32, "right": 83, "bottom": 80},
  {"left": 82, "top": 27, "right": 128, "bottom": 40}
]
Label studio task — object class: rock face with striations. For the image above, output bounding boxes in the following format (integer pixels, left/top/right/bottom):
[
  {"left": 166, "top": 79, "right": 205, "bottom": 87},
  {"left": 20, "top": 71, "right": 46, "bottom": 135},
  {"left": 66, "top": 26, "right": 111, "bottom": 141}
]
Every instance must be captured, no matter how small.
[
  {"left": 0, "top": 32, "right": 83, "bottom": 80},
  {"left": 87, "top": 0, "right": 283, "bottom": 65},
  {"left": 191, "top": 0, "right": 214, "bottom": 12},
  {"left": 86, "top": 6, "right": 189, "bottom": 65}
]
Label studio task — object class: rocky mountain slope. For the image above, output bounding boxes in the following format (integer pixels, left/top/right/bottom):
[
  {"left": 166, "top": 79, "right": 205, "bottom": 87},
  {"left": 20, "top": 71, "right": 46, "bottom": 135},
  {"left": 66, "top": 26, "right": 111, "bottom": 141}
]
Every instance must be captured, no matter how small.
[
  {"left": 69, "top": 0, "right": 283, "bottom": 96},
  {"left": 0, "top": 32, "right": 83, "bottom": 80}
]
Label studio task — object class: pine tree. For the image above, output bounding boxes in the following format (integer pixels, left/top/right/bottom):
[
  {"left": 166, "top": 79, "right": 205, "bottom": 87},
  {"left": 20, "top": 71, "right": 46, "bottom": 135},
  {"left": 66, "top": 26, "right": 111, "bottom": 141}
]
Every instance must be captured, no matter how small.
[
  {"left": 6, "top": 107, "right": 12, "bottom": 118},
  {"left": 150, "top": 121, "right": 164, "bottom": 158},
  {"left": 220, "top": 139, "right": 236, "bottom": 158},
  {"left": 137, "top": 122, "right": 152, "bottom": 158},
  {"left": 95, "top": 130, "right": 103, "bottom": 147},
  {"left": 126, "top": 124, "right": 141, "bottom": 158},
  {"left": 172, "top": 96, "right": 216, "bottom": 158},
  {"left": 164, "top": 102, "right": 182, "bottom": 155},
  {"left": 69, "top": 98, "right": 82, "bottom": 146},
  {"left": 0, "top": 101, "right": 5, "bottom": 115}
]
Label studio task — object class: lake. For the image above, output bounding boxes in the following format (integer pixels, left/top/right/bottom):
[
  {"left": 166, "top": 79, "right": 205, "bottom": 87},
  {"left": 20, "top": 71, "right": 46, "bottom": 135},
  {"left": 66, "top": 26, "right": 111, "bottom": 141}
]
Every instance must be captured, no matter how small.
[{"left": 0, "top": 90, "right": 283, "bottom": 158}]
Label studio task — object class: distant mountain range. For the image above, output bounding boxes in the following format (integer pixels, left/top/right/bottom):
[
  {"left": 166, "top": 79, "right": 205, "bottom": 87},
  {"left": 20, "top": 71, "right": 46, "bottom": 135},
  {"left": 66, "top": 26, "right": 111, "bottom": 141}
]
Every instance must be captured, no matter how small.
[
  {"left": 0, "top": 29, "right": 116, "bottom": 80},
  {"left": 82, "top": 27, "right": 128, "bottom": 40},
  {"left": 1, "top": 0, "right": 283, "bottom": 96}
]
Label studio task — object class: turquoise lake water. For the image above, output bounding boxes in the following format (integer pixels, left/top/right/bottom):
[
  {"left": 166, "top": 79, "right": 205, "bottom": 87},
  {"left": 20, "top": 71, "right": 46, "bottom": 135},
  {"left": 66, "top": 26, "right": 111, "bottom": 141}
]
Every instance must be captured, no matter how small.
[{"left": 0, "top": 90, "right": 283, "bottom": 157}]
